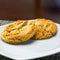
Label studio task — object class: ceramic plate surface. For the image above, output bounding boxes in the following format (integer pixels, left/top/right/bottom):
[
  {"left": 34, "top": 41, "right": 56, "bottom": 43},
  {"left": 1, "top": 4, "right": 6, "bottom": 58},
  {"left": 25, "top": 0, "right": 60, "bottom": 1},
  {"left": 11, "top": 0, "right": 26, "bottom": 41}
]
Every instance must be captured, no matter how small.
[{"left": 0, "top": 23, "right": 60, "bottom": 60}]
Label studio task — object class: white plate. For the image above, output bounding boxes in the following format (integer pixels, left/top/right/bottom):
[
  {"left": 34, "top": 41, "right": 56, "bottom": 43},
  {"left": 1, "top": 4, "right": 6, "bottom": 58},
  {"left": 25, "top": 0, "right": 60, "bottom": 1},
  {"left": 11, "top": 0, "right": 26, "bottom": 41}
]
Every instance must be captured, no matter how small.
[{"left": 0, "top": 23, "right": 60, "bottom": 60}]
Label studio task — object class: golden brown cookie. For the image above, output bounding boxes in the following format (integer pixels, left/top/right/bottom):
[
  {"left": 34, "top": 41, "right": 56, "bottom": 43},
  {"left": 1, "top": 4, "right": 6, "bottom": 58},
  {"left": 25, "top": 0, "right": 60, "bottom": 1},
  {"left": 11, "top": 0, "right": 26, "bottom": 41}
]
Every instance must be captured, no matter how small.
[
  {"left": 29, "top": 18, "right": 57, "bottom": 40},
  {"left": 1, "top": 20, "right": 36, "bottom": 44}
]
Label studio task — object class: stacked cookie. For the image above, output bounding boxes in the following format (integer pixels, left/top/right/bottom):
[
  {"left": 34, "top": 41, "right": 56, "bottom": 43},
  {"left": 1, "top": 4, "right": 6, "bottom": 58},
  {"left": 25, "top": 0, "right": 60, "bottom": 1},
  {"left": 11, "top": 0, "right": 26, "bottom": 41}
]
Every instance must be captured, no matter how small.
[{"left": 1, "top": 19, "right": 57, "bottom": 44}]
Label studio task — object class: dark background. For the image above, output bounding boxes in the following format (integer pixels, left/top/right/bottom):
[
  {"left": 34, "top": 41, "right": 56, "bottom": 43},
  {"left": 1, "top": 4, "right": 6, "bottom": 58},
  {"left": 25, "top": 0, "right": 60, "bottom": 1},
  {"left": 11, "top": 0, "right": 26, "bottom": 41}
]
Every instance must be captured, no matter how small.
[{"left": 0, "top": 0, "right": 60, "bottom": 23}]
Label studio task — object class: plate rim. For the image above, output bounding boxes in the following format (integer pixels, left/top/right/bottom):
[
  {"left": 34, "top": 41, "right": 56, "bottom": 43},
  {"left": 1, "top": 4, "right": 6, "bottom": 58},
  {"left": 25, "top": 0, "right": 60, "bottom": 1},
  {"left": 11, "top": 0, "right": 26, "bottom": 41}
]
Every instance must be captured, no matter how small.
[
  {"left": 0, "top": 47, "right": 60, "bottom": 59},
  {"left": 0, "top": 23, "right": 60, "bottom": 60}
]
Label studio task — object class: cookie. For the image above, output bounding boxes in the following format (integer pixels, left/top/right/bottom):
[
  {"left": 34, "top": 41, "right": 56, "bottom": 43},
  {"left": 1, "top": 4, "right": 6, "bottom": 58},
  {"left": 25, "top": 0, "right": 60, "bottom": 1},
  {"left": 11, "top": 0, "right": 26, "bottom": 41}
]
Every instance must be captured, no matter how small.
[
  {"left": 29, "top": 18, "right": 57, "bottom": 39},
  {"left": 1, "top": 20, "right": 36, "bottom": 44}
]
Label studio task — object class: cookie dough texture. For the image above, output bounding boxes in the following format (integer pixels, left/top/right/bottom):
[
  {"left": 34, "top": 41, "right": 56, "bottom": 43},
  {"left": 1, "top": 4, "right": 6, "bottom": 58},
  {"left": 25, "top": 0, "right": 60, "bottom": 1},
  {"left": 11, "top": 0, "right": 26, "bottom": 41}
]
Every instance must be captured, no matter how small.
[
  {"left": 1, "top": 20, "right": 36, "bottom": 44},
  {"left": 29, "top": 19, "right": 57, "bottom": 40}
]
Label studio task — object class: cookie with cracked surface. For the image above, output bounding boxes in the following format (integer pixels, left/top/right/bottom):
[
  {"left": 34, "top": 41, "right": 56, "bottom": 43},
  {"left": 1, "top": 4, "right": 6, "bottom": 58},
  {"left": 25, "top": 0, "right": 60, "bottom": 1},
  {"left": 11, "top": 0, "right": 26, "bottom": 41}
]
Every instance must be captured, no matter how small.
[
  {"left": 29, "top": 18, "right": 57, "bottom": 40},
  {"left": 1, "top": 20, "right": 36, "bottom": 44}
]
